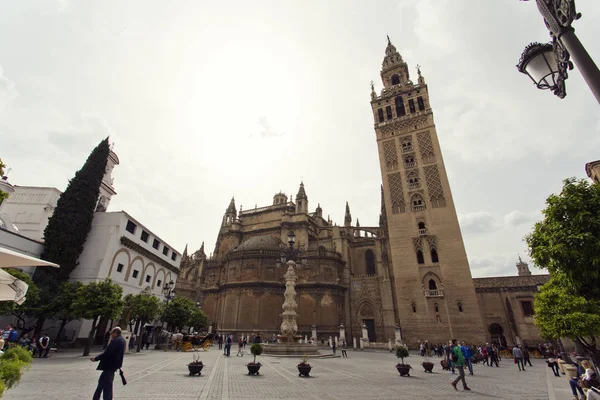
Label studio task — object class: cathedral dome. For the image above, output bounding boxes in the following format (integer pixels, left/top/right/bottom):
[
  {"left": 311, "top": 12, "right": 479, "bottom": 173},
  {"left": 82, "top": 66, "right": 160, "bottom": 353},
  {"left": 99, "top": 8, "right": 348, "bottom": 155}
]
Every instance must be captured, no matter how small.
[{"left": 233, "top": 235, "right": 282, "bottom": 252}]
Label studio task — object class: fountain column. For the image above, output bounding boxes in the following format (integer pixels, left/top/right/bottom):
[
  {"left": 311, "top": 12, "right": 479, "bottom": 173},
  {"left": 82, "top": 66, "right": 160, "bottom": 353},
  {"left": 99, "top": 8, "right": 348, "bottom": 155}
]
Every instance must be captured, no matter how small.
[{"left": 280, "top": 260, "right": 299, "bottom": 342}]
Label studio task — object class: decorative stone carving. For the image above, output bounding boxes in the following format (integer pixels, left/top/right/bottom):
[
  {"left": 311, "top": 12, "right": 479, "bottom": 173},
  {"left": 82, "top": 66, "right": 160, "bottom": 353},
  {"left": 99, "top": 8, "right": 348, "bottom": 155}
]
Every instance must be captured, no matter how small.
[{"left": 280, "top": 260, "right": 299, "bottom": 342}]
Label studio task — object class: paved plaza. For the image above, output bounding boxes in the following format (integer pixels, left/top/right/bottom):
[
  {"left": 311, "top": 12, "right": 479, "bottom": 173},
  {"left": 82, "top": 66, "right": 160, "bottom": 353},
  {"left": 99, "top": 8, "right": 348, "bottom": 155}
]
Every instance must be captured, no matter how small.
[{"left": 6, "top": 346, "right": 576, "bottom": 400}]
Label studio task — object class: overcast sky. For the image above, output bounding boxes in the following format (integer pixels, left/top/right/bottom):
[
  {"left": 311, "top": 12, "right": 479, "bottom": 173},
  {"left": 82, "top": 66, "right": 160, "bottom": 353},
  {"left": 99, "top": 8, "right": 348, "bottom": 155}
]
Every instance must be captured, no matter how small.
[{"left": 1, "top": 1, "right": 599, "bottom": 278}]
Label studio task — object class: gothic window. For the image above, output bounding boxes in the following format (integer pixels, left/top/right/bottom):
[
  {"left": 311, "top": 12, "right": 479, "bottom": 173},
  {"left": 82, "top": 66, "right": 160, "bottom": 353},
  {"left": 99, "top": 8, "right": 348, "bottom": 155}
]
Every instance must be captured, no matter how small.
[
  {"left": 408, "top": 99, "right": 416, "bottom": 113},
  {"left": 391, "top": 74, "right": 400, "bottom": 85},
  {"left": 417, "top": 96, "right": 425, "bottom": 111},
  {"left": 428, "top": 279, "right": 437, "bottom": 290},
  {"left": 411, "top": 194, "right": 425, "bottom": 211},
  {"left": 418, "top": 222, "right": 426, "bottom": 230},
  {"left": 404, "top": 156, "right": 416, "bottom": 168},
  {"left": 416, "top": 250, "right": 425, "bottom": 264},
  {"left": 365, "top": 250, "right": 376, "bottom": 275},
  {"left": 431, "top": 249, "right": 439, "bottom": 263},
  {"left": 434, "top": 303, "right": 439, "bottom": 312},
  {"left": 412, "top": 303, "right": 416, "bottom": 313},
  {"left": 395, "top": 96, "right": 406, "bottom": 117},
  {"left": 386, "top": 106, "right": 393, "bottom": 120},
  {"left": 457, "top": 302, "right": 463, "bottom": 312},
  {"left": 378, "top": 108, "right": 384, "bottom": 122}
]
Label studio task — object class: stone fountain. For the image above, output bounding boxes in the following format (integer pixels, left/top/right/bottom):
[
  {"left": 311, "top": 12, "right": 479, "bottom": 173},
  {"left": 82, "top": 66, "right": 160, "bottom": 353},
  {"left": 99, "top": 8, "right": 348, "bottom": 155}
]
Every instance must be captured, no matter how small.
[{"left": 263, "top": 260, "right": 319, "bottom": 356}]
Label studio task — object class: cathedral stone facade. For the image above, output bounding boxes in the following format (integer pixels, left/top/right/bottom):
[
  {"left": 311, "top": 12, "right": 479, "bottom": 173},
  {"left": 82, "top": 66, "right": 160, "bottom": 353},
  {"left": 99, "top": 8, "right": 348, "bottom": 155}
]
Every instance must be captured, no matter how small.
[{"left": 176, "top": 39, "right": 547, "bottom": 346}]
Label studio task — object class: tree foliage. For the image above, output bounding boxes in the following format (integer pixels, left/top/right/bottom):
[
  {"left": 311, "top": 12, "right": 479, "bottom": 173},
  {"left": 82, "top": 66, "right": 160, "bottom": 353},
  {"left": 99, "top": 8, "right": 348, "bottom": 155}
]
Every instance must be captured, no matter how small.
[
  {"left": 73, "top": 279, "right": 124, "bottom": 356},
  {"left": 525, "top": 178, "right": 600, "bottom": 299},
  {"left": 0, "top": 346, "right": 33, "bottom": 398},
  {"left": 188, "top": 308, "right": 208, "bottom": 332},
  {"left": 39, "top": 138, "right": 110, "bottom": 281},
  {"left": 0, "top": 269, "right": 41, "bottom": 334},
  {"left": 163, "top": 296, "right": 196, "bottom": 331},
  {"left": 46, "top": 281, "right": 83, "bottom": 343},
  {"left": 534, "top": 276, "right": 600, "bottom": 342},
  {"left": 128, "top": 292, "right": 163, "bottom": 352}
]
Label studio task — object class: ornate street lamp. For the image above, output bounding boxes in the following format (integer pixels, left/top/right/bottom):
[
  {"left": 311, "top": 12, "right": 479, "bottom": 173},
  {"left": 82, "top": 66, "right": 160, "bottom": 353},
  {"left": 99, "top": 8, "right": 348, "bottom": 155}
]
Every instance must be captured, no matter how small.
[
  {"left": 517, "top": 0, "right": 600, "bottom": 103},
  {"left": 278, "top": 230, "right": 304, "bottom": 265},
  {"left": 162, "top": 280, "right": 175, "bottom": 305}
]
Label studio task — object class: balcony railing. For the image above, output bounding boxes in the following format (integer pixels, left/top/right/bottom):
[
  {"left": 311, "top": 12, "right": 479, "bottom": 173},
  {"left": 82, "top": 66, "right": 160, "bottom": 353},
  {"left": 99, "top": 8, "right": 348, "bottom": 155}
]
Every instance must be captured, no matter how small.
[
  {"left": 412, "top": 205, "right": 425, "bottom": 211},
  {"left": 405, "top": 162, "right": 417, "bottom": 168},
  {"left": 402, "top": 145, "right": 413, "bottom": 152},
  {"left": 408, "top": 182, "right": 420, "bottom": 189},
  {"left": 418, "top": 228, "right": 427, "bottom": 236},
  {"left": 425, "top": 289, "right": 444, "bottom": 297}
]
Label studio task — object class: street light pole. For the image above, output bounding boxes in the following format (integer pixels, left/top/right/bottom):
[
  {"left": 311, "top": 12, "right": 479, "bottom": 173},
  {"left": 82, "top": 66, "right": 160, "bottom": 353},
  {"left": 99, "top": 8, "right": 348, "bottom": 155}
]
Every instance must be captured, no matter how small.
[
  {"left": 518, "top": 0, "right": 600, "bottom": 103},
  {"left": 162, "top": 280, "right": 175, "bottom": 349}
]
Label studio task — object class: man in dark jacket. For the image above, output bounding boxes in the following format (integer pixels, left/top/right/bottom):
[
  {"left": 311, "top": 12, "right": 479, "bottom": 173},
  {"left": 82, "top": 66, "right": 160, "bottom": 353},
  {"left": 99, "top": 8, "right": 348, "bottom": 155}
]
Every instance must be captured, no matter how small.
[{"left": 90, "top": 327, "right": 126, "bottom": 400}]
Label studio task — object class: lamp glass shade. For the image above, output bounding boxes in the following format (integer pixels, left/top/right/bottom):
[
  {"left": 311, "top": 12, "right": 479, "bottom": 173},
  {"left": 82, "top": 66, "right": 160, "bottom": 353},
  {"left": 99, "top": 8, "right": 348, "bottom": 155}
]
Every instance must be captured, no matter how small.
[
  {"left": 517, "top": 42, "right": 558, "bottom": 90},
  {"left": 287, "top": 230, "right": 296, "bottom": 244}
]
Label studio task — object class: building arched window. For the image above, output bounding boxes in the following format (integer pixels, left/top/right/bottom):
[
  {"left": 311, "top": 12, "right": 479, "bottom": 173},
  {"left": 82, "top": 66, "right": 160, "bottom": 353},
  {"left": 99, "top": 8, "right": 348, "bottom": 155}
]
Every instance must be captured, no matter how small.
[
  {"left": 418, "top": 222, "right": 426, "bottom": 230},
  {"left": 417, "top": 250, "right": 425, "bottom": 264},
  {"left": 401, "top": 137, "right": 412, "bottom": 152},
  {"left": 411, "top": 194, "right": 425, "bottom": 211},
  {"left": 434, "top": 303, "right": 439, "bottom": 312},
  {"left": 365, "top": 250, "right": 376, "bottom": 275},
  {"left": 412, "top": 302, "right": 416, "bottom": 313},
  {"left": 391, "top": 74, "right": 400, "bottom": 85},
  {"left": 377, "top": 109, "right": 384, "bottom": 122},
  {"left": 431, "top": 249, "right": 439, "bottom": 263},
  {"left": 318, "top": 246, "right": 326, "bottom": 256},
  {"left": 457, "top": 302, "right": 463, "bottom": 312},
  {"left": 386, "top": 106, "right": 393, "bottom": 120},
  {"left": 405, "top": 156, "right": 416, "bottom": 168},
  {"left": 395, "top": 96, "right": 406, "bottom": 117},
  {"left": 428, "top": 279, "right": 437, "bottom": 290}
]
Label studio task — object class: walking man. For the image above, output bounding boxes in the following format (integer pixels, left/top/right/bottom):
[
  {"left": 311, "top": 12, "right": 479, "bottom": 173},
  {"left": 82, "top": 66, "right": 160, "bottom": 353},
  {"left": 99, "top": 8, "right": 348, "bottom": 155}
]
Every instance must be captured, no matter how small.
[
  {"left": 445, "top": 341, "right": 455, "bottom": 374},
  {"left": 450, "top": 339, "right": 471, "bottom": 391},
  {"left": 90, "top": 327, "right": 126, "bottom": 400},
  {"left": 341, "top": 340, "right": 348, "bottom": 358},
  {"left": 522, "top": 346, "right": 533, "bottom": 367},
  {"left": 513, "top": 345, "right": 526, "bottom": 371},
  {"left": 461, "top": 342, "right": 474, "bottom": 375}
]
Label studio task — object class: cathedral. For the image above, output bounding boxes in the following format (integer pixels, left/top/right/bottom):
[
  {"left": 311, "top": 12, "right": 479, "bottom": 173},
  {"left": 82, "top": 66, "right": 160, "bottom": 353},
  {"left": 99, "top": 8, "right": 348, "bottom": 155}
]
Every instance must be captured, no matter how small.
[{"left": 176, "top": 38, "right": 548, "bottom": 347}]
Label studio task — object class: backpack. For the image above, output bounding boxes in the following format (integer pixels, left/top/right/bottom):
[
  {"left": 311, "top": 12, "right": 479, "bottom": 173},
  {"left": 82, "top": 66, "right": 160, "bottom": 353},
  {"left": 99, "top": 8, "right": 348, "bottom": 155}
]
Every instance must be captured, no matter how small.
[{"left": 451, "top": 347, "right": 459, "bottom": 363}]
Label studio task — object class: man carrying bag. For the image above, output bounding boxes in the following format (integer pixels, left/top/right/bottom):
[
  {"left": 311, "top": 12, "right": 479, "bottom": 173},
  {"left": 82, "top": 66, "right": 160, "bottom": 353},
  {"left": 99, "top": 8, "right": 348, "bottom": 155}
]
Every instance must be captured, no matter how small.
[{"left": 90, "top": 327, "right": 126, "bottom": 400}]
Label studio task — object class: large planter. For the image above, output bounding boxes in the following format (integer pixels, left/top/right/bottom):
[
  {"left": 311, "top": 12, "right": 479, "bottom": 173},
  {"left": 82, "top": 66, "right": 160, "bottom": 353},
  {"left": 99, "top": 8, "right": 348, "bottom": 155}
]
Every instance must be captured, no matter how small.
[
  {"left": 247, "top": 363, "right": 262, "bottom": 376},
  {"left": 297, "top": 364, "right": 312, "bottom": 377},
  {"left": 564, "top": 364, "right": 578, "bottom": 380},
  {"left": 396, "top": 363, "right": 411, "bottom": 377},
  {"left": 187, "top": 363, "right": 204, "bottom": 376},
  {"left": 422, "top": 362, "right": 434, "bottom": 373}
]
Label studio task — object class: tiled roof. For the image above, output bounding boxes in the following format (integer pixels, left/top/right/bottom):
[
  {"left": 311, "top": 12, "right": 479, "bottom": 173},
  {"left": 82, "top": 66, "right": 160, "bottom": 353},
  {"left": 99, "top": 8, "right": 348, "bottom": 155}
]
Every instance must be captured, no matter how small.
[{"left": 473, "top": 274, "right": 550, "bottom": 290}]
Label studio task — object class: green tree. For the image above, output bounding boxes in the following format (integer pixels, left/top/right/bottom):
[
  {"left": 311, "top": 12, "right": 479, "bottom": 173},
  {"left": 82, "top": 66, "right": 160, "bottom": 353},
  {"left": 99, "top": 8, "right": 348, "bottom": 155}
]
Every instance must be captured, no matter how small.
[
  {"left": 0, "top": 346, "right": 33, "bottom": 398},
  {"left": 128, "top": 292, "right": 163, "bottom": 352},
  {"left": 163, "top": 296, "right": 196, "bottom": 331},
  {"left": 0, "top": 269, "right": 41, "bottom": 336},
  {"left": 534, "top": 275, "right": 600, "bottom": 365},
  {"left": 525, "top": 178, "right": 600, "bottom": 299},
  {"left": 39, "top": 138, "right": 110, "bottom": 281},
  {"left": 46, "top": 281, "right": 83, "bottom": 346},
  {"left": 188, "top": 308, "right": 207, "bottom": 333},
  {"left": 73, "top": 279, "right": 124, "bottom": 356},
  {"left": 0, "top": 158, "right": 8, "bottom": 205}
]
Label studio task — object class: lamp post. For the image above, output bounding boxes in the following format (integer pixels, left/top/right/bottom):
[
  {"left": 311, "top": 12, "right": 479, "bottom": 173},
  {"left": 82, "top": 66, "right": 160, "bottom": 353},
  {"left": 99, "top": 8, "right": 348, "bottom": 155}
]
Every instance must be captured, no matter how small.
[
  {"left": 516, "top": 0, "right": 600, "bottom": 103},
  {"left": 161, "top": 280, "right": 175, "bottom": 348}
]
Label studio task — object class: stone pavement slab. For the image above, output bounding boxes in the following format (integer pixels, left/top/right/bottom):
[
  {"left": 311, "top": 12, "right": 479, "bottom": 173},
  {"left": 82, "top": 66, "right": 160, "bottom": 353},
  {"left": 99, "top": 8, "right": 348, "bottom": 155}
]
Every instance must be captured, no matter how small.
[{"left": 4, "top": 346, "right": 575, "bottom": 399}]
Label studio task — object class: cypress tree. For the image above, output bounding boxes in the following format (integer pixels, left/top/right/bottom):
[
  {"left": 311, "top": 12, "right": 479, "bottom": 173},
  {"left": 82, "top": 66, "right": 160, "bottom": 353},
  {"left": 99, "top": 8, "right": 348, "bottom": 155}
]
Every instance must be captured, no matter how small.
[{"left": 40, "top": 138, "right": 110, "bottom": 281}]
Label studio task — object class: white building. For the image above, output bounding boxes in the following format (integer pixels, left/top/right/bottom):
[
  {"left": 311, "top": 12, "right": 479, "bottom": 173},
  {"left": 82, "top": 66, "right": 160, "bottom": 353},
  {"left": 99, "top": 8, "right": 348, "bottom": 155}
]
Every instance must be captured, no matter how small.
[
  {"left": 67, "top": 211, "right": 181, "bottom": 340},
  {"left": 0, "top": 186, "right": 61, "bottom": 242}
]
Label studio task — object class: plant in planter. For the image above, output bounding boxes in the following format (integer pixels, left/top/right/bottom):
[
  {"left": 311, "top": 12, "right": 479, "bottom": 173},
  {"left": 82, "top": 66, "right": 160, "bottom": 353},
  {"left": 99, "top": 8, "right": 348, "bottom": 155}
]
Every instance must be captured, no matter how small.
[
  {"left": 297, "top": 354, "right": 312, "bottom": 377},
  {"left": 395, "top": 345, "right": 412, "bottom": 377},
  {"left": 187, "top": 354, "right": 204, "bottom": 376},
  {"left": 422, "top": 356, "right": 434, "bottom": 373},
  {"left": 247, "top": 343, "right": 263, "bottom": 375}
]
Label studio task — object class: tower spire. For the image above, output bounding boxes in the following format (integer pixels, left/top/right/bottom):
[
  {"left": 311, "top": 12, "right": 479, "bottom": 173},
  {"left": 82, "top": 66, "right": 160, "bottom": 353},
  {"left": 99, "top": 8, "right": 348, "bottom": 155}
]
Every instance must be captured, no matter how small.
[{"left": 344, "top": 201, "right": 352, "bottom": 227}]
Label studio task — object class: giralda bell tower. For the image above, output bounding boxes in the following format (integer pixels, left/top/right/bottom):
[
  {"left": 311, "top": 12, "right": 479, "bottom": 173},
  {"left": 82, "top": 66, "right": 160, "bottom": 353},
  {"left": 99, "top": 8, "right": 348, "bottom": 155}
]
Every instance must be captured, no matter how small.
[{"left": 371, "top": 37, "right": 485, "bottom": 344}]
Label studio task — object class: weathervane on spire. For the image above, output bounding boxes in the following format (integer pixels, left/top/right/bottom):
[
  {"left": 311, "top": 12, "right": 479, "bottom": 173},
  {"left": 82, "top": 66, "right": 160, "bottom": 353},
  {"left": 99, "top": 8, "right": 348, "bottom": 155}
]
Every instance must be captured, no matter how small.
[
  {"left": 370, "top": 80, "right": 375, "bottom": 91},
  {"left": 416, "top": 64, "right": 422, "bottom": 77},
  {"left": 386, "top": 35, "right": 391, "bottom": 45},
  {"left": 518, "top": 253, "right": 523, "bottom": 263}
]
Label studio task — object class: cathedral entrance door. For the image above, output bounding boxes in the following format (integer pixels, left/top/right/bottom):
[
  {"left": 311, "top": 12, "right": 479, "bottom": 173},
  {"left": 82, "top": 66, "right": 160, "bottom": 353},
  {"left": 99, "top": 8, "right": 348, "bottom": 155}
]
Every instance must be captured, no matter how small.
[
  {"left": 489, "top": 323, "right": 507, "bottom": 347},
  {"left": 364, "top": 319, "right": 376, "bottom": 342}
]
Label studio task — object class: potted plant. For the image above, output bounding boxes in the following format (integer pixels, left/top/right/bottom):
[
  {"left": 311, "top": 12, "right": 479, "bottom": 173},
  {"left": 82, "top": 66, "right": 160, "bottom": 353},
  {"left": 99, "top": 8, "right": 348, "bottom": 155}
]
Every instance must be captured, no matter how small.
[
  {"left": 422, "top": 356, "right": 434, "bottom": 373},
  {"left": 297, "top": 355, "right": 312, "bottom": 377},
  {"left": 247, "top": 343, "right": 263, "bottom": 375},
  {"left": 187, "top": 354, "right": 204, "bottom": 376},
  {"left": 395, "top": 345, "right": 411, "bottom": 377}
]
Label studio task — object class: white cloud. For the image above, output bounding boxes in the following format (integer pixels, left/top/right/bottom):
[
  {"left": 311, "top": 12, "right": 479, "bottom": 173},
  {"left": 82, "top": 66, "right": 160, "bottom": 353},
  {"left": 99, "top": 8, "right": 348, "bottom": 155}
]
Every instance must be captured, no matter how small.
[
  {"left": 503, "top": 210, "right": 541, "bottom": 227},
  {"left": 0, "top": 66, "right": 17, "bottom": 114},
  {"left": 459, "top": 212, "right": 496, "bottom": 235}
]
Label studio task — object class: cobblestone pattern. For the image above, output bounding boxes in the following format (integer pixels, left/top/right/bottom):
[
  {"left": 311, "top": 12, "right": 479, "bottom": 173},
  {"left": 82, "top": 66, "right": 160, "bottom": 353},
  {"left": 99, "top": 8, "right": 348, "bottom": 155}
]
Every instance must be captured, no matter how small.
[{"left": 4, "top": 346, "right": 572, "bottom": 400}]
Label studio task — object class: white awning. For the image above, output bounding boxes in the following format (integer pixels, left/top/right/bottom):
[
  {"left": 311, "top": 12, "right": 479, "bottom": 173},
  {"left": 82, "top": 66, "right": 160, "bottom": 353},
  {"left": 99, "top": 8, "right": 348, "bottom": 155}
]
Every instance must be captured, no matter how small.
[
  {"left": 0, "top": 246, "right": 59, "bottom": 268},
  {"left": 0, "top": 246, "right": 58, "bottom": 304}
]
